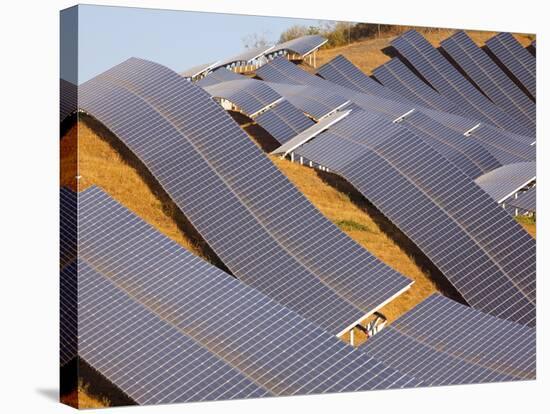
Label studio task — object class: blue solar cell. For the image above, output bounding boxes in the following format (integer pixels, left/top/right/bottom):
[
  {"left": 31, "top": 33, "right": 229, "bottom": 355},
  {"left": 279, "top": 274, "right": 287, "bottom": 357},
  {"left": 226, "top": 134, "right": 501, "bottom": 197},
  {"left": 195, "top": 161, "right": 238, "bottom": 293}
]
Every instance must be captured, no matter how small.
[
  {"left": 316, "top": 55, "right": 408, "bottom": 102},
  {"left": 297, "top": 110, "right": 536, "bottom": 326},
  {"left": 361, "top": 294, "right": 536, "bottom": 385},
  {"left": 475, "top": 162, "right": 536, "bottom": 203},
  {"left": 203, "top": 78, "right": 282, "bottom": 116},
  {"left": 269, "top": 35, "right": 327, "bottom": 57},
  {"left": 441, "top": 31, "right": 535, "bottom": 135},
  {"left": 196, "top": 67, "right": 245, "bottom": 87},
  {"left": 255, "top": 100, "right": 315, "bottom": 143},
  {"left": 401, "top": 111, "right": 502, "bottom": 179},
  {"left": 60, "top": 78, "right": 78, "bottom": 122},
  {"left": 392, "top": 30, "right": 531, "bottom": 135},
  {"left": 373, "top": 58, "right": 466, "bottom": 115},
  {"left": 486, "top": 33, "right": 536, "bottom": 99},
  {"left": 60, "top": 261, "right": 77, "bottom": 366}
]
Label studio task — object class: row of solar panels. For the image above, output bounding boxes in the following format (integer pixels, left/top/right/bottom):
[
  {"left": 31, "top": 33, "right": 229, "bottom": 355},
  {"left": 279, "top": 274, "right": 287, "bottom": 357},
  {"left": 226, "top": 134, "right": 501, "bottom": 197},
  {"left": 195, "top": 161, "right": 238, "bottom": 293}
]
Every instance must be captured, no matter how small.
[
  {"left": 181, "top": 35, "right": 327, "bottom": 79},
  {"left": 60, "top": 186, "right": 535, "bottom": 405}
]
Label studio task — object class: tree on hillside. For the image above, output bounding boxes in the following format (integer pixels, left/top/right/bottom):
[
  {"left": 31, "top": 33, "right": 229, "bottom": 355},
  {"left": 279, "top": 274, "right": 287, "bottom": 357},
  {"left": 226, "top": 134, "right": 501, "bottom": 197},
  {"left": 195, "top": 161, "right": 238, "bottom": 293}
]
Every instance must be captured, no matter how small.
[{"left": 242, "top": 32, "right": 273, "bottom": 49}]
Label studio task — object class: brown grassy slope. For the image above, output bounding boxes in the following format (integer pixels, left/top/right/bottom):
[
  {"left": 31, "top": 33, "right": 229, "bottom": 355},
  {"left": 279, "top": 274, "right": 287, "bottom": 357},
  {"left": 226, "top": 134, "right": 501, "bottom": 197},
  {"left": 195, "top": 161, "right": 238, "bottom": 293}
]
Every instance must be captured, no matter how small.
[
  {"left": 313, "top": 30, "right": 534, "bottom": 75},
  {"left": 61, "top": 119, "right": 207, "bottom": 260}
]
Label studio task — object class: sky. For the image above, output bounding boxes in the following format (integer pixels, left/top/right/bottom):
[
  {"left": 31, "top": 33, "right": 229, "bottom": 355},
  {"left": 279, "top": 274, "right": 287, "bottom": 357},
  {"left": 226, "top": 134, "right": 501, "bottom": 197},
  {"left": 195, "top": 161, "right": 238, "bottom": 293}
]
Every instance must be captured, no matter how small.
[{"left": 60, "top": 4, "right": 324, "bottom": 84}]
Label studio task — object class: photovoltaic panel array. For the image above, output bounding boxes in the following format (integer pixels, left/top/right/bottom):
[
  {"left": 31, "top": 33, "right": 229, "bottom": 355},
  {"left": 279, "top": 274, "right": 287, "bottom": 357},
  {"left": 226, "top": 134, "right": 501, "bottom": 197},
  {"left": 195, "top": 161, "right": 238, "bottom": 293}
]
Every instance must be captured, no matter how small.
[
  {"left": 270, "top": 35, "right": 328, "bottom": 57},
  {"left": 441, "top": 31, "right": 535, "bottom": 135},
  {"left": 475, "top": 161, "right": 536, "bottom": 203},
  {"left": 372, "top": 58, "right": 462, "bottom": 114},
  {"left": 316, "top": 55, "right": 407, "bottom": 101},
  {"left": 76, "top": 186, "right": 420, "bottom": 401},
  {"left": 266, "top": 82, "right": 350, "bottom": 120},
  {"left": 180, "top": 61, "right": 219, "bottom": 79},
  {"left": 255, "top": 99, "right": 315, "bottom": 143},
  {"left": 60, "top": 187, "right": 77, "bottom": 269},
  {"left": 422, "top": 108, "right": 536, "bottom": 165},
  {"left": 78, "top": 258, "right": 270, "bottom": 404},
  {"left": 79, "top": 57, "right": 413, "bottom": 335},
  {"left": 215, "top": 44, "right": 274, "bottom": 68},
  {"left": 257, "top": 56, "right": 328, "bottom": 87},
  {"left": 361, "top": 294, "right": 536, "bottom": 386},
  {"left": 60, "top": 261, "right": 77, "bottom": 367},
  {"left": 391, "top": 30, "right": 531, "bottom": 135},
  {"left": 508, "top": 186, "right": 536, "bottom": 214},
  {"left": 195, "top": 67, "right": 245, "bottom": 87},
  {"left": 400, "top": 110, "right": 501, "bottom": 179},
  {"left": 486, "top": 32, "right": 536, "bottom": 99},
  {"left": 60, "top": 78, "right": 78, "bottom": 122},
  {"left": 203, "top": 78, "right": 282, "bottom": 117},
  {"left": 297, "top": 110, "right": 535, "bottom": 326}
]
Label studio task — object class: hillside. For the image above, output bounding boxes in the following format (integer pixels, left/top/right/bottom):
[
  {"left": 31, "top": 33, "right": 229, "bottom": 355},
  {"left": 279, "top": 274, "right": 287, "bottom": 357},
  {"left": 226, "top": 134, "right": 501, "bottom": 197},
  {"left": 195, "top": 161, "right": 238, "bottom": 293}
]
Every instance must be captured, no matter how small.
[{"left": 312, "top": 30, "right": 534, "bottom": 74}]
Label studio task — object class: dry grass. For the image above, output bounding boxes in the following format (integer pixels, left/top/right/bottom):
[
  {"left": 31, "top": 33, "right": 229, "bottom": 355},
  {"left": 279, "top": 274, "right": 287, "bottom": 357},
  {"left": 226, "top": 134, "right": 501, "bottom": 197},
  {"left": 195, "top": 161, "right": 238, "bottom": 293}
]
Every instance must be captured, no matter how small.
[
  {"left": 61, "top": 381, "right": 109, "bottom": 409},
  {"left": 517, "top": 216, "right": 536, "bottom": 238},
  {"left": 313, "top": 30, "right": 534, "bottom": 75}
]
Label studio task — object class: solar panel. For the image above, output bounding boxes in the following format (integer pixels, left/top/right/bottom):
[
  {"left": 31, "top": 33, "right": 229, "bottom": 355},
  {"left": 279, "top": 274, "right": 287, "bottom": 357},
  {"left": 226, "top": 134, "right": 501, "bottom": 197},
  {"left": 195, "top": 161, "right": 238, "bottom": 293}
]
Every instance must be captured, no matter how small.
[
  {"left": 270, "top": 35, "right": 328, "bottom": 57},
  {"left": 195, "top": 67, "right": 245, "bottom": 87},
  {"left": 485, "top": 33, "right": 536, "bottom": 99},
  {"left": 297, "top": 110, "right": 536, "bottom": 326},
  {"left": 180, "top": 61, "right": 219, "bottom": 79},
  {"left": 60, "top": 261, "right": 77, "bottom": 366},
  {"left": 507, "top": 186, "right": 536, "bottom": 214},
  {"left": 257, "top": 56, "right": 328, "bottom": 87},
  {"left": 60, "top": 187, "right": 77, "bottom": 269},
  {"left": 420, "top": 108, "right": 536, "bottom": 165},
  {"left": 78, "top": 258, "right": 270, "bottom": 404},
  {"left": 203, "top": 78, "right": 282, "bottom": 117},
  {"left": 80, "top": 57, "right": 413, "bottom": 335},
  {"left": 77, "top": 186, "right": 420, "bottom": 399},
  {"left": 216, "top": 44, "right": 274, "bottom": 68},
  {"left": 401, "top": 110, "right": 502, "bottom": 179},
  {"left": 361, "top": 294, "right": 535, "bottom": 385},
  {"left": 373, "top": 58, "right": 462, "bottom": 114},
  {"left": 391, "top": 30, "right": 531, "bottom": 135},
  {"left": 266, "top": 82, "right": 350, "bottom": 120},
  {"left": 441, "top": 31, "right": 535, "bottom": 135},
  {"left": 316, "top": 55, "right": 408, "bottom": 101},
  {"left": 60, "top": 78, "right": 78, "bottom": 122},
  {"left": 255, "top": 100, "right": 315, "bottom": 143},
  {"left": 475, "top": 161, "right": 536, "bottom": 203}
]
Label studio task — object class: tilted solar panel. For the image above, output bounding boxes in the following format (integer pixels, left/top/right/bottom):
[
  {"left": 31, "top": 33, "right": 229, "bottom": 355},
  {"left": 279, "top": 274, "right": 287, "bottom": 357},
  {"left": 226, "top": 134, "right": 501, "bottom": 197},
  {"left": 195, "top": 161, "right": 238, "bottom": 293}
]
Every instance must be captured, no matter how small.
[
  {"left": 257, "top": 56, "right": 328, "bottom": 86},
  {"left": 60, "top": 78, "right": 78, "bottom": 122},
  {"left": 60, "top": 187, "right": 77, "bottom": 269},
  {"left": 270, "top": 35, "right": 327, "bottom": 57},
  {"left": 361, "top": 294, "right": 535, "bottom": 385},
  {"left": 77, "top": 186, "right": 420, "bottom": 399},
  {"left": 266, "top": 82, "right": 350, "bottom": 120},
  {"left": 204, "top": 78, "right": 282, "bottom": 117},
  {"left": 297, "top": 110, "right": 536, "bottom": 326},
  {"left": 78, "top": 259, "right": 270, "bottom": 404},
  {"left": 441, "top": 31, "right": 535, "bottom": 135},
  {"left": 80, "top": 57, "right": 413, "bottom": 335},
  {"left": 196, "top": 67, "right": 245, "bottom": 87},
  {"left": 475, "top": 161, "right": 536, "bottom": 203},
  {"left": 316, "top": 55, "right": 408, "bottom": 102},
  {"left": 485, "top": 32, "right": 536, "bottom": 99},
  {"left": 373, "top": 58, "right": 462, "bottom": 114},
  {"left": 60, "top": 261, "right": 77, "bottom": 367},
  {"left": 401, "top": 110, "right": 502, "bottom": 179},
  {"left": 507, "top": 186, "right": 536, "bottom": 213},
  {"left": 391, "top": 30, "right": 531, "bottom": 135},
  {"left": 420, "top": 108, "right": 536, "bottom": 165},
  {"left": 255, "top": 100, "right": 315, "bottom": 143}
]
